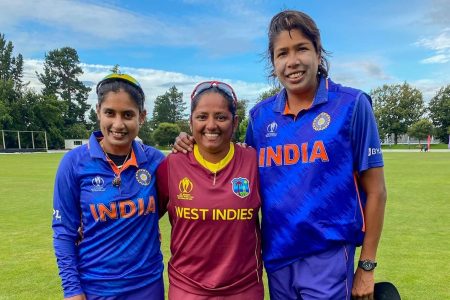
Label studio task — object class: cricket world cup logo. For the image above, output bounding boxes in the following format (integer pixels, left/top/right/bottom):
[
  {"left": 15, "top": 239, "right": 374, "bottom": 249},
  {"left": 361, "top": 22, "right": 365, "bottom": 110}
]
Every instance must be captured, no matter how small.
[{"left": 177, "top": 177, "right": 194, "bottom": 200}]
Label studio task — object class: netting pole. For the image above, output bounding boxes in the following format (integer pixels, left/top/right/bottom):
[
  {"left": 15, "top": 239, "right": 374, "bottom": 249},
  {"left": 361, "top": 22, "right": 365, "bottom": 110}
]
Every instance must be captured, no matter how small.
[
  {"left": 18, "top": 131, "right": 21, "bottom": 149},
  {"left": 1, "top": 130, "right": 4, "bottom": 150},
  {"left": 32, "top": 131, "right": 35, "bottom": 149},
  {"left": 44, "top": 131, "right": 48, "bottom": 151}
]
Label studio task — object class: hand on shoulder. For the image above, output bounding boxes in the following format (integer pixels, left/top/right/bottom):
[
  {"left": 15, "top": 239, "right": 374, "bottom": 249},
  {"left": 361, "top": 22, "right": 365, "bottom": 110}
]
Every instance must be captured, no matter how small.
[{"left": 172, "top": 132, "right": 195, "bottom": 153}]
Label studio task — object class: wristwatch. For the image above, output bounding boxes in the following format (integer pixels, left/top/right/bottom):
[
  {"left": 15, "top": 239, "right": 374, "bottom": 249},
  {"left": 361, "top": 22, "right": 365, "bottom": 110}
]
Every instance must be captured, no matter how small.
[{"left": 358, "top": 260, "right": 377, "bottom": 271}]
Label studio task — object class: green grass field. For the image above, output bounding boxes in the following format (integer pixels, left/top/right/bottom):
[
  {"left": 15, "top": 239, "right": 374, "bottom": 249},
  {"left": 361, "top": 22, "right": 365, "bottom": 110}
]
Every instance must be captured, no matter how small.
[{"left": 0, "top": 151, "right": 449, "bottom": 299}]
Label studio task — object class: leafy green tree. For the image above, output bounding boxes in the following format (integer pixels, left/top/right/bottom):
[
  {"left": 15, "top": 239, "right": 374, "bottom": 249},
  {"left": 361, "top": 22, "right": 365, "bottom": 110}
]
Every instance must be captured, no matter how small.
[
  {"left": 153, "top": 122, "right": 180, "bottom": 147},
  {"left": 11, "top": 54, "right": 24, "bottom": 92},
  {"left": 110, "top": 64, "right": 120, "bottom": 74},
  {"left": 0, "top": 34, "right": 14, "bottom": 82},
  {"left": 86, "top": 108, "right": 99, "bottom": 132},
  {"left": 29, "top": 94, "right": 66, "bottom": 148},
  {"left": 0, "top": 34, "right": 26, "bottom": 130},
  {"left": 37, "top": 47, "right": 91, "bottom": 126},
  {"left": 237, "top": 118, "right": 249, "bottom": 143},
  {"left": 257, "top": 85, "right": 281, "bottom": 102},
  {"left": 138, "top": 119, "right": 155, "bottom": 146},
  {"left": 235, "top": 99, "right": 248, "bottom": 142},
  {"left": 176, "top": 119, "right": 190, "bottom": 134},
  {"left": 0, "top": 79, "right": 15, "bottom": 129},
  {"left": 407, "top": 119, "right": 434, "bottom": 144},
  {"left": 64, "top": 123, "right": 90, "bottom": 139},
  {"left": 428, "top": 85, "right": 450, "bottom": 144},
  {"left": 372, "top": 82, "right": 425, "bottom": 144},
  {"left": 151, "top": 86, "right": 187, "bottom": 128}
]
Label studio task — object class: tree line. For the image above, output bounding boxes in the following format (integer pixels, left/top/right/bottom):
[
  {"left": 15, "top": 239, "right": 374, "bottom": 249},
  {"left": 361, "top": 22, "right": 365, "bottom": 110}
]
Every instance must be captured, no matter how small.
[{"left": 0, "top": 33, "right": 449, "bottom": 149}]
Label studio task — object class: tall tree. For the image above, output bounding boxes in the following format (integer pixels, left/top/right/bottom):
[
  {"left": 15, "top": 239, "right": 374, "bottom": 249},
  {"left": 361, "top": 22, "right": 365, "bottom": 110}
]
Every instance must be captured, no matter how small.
[
  {"left": 151, "top": 86, "right": 187, "bottom": 128},
  {"left": 0, "top": 34, "right": 25, "bottom": 129},
  {"left": 372, "top": 82, "right": 425, "bottom": 144},
  {"left": 428, "top": 84, "right": 450, "bottom": 144},
  {"left": 110, "top": 64, "right": 120, "bottom": 74},
  {"left": 11, "top": 54, "right": 24, "bottom": 92},
  {"left": 0, "top": 34, "right": 14, "bottom": 82},
  {"left": 407, "top": 119, "right": 434, "bottom": 144},
  {"left": 86, "top": 108, "right": 99, "bottom": 132},
  {"left": 37, "top": 47, "right": 91, "bottom": 126}
]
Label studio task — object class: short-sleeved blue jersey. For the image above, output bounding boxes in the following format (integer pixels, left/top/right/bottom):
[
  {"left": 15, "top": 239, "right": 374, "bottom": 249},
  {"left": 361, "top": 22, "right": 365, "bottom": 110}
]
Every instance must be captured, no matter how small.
[
  {"left": 52, "top": 131, "right": 165, "bottom": 297},
  {"left": 245, "top": 77, "right": 383, "bottom": 273}
]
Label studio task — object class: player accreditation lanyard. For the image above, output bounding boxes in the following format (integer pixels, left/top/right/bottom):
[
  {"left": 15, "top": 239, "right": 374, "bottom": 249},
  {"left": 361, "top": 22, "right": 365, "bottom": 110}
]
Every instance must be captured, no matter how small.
[{"left": 100, "top": 141, "right": 132, "bottom": 187}]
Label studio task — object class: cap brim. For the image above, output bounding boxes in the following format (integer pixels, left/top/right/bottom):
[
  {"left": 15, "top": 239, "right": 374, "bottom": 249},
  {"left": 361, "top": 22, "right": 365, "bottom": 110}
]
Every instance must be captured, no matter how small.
[{"left": 374, "top": 282, "right": 401, "bottom": 300}]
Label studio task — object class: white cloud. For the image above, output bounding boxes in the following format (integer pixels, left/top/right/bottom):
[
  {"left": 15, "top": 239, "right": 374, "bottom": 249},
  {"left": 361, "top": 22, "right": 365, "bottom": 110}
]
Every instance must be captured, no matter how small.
[
  {"left": 420, "top": 54, "right": 450, "bottom": 64},
  {"left": 23, "top": 59, "right": 269, "bottom": 114},
  {"left": 330, "top": 56, "right": 392, "bottom": 93},
  {"left": 416, "top": 28, "right": 450, "bottom": 64},
  {"left": 1, "top": 0, "right": 267, "bottom": 57},
  {"left": 416, "top": 29, "right": 450, "bottom": 51},
  {"left": 411, "top": 77, "right": 449, "bottom": 102}
]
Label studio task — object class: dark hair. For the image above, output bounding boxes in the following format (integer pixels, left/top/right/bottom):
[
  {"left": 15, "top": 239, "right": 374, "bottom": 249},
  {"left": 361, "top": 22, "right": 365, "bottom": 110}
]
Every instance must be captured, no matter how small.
[
  {"left": 267, "top": 10, "right": 330, "bottom": 79},
  {"left": 191, "top": 87, "right": 237, "bottom": 117},
  {"left": 97, "top": 80, "right": 145, "bottom": 112}
]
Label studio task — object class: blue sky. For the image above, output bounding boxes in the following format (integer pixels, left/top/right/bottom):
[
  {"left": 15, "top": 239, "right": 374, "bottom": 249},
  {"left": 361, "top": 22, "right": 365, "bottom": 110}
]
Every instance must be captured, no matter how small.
[{"left": 1, "top": 0, "right": 449, "bottom": 113}]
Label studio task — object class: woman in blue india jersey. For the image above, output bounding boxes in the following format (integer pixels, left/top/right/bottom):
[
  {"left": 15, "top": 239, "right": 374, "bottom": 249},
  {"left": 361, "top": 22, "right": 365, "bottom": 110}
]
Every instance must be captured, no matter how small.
[{"left": 52, "top": 73, "right": 165, "bottom": 300}]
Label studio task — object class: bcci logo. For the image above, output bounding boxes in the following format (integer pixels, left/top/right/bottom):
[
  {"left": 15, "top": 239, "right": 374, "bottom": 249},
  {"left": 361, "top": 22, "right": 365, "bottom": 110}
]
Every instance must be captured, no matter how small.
[
  {"left": 91, "top": 176, "right": 105, "bottom": 192},
  {"left": 266, "top": 121, "right": 278, "bottom": 137},
  {"left": 231, "top": 177, "right": 250, "bottom": 198},
  {"left": 136, "top": 169, "right": 151, "bottom": 186},
  {"left": 177, "top": 177, "right": 194, "bottom": 200},
  {"left": 313, "top": 112, "right": 331, "bottom": 131}
]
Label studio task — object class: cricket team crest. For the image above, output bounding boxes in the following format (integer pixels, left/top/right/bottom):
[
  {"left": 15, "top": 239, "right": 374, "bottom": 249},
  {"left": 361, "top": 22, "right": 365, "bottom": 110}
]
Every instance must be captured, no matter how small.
[
  {"left": 313, "top": 112, "right": 331, "bottom": 131},
  {"left": 231, "top": 177, "right": 250, "bottom": 198},
  {"left": 136, "top": 169, "right": 151, "bottom": 186}
]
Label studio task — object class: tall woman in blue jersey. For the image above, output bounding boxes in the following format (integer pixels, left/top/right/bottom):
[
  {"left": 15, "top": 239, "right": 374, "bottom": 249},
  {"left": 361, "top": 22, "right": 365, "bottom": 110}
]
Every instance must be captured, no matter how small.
[
  {"left": 52, "top": 73, "right": 165, "bottom": 300},
  {"left": 250, "top": 11, "right": 386, "bottom": 300},
  {"left": 173, "top": 10, "right": 387, "bottom": 300}
]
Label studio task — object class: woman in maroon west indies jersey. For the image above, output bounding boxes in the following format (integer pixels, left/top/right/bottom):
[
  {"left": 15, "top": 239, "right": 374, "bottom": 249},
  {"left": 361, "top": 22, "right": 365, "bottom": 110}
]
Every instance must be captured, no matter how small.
[
  {"left": 173, "top": 10, "right": 387, "bottom": 300},
  {"left": 156, "top": 81, "right": 264, "bottom": 299},
  {"left": 52, "top": 74, "right": 165, "bottom": 300}
]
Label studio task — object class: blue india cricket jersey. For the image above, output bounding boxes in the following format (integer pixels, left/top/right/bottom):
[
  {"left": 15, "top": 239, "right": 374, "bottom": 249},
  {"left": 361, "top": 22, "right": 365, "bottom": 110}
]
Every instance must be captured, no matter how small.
[
  {"left": 52, "top": 131, "right": 164, "bottom": 297},
  {"left": 245, "top": 77, "right": 384, "bottom": 272}
]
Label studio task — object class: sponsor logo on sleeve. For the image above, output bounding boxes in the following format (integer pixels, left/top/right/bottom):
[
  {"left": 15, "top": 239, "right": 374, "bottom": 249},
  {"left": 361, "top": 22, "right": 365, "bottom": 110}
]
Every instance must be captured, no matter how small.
[
  {"left": 313, "top": 112, "right": 331, "bottom": 131},
  {"left": 177, "top": 177, "right": 194, "bottom": 200},
  {"left": 368, "top": 147, "right": 382, "bottom": 156},
  {"left": 231, "top": 177, "right": 250, "bottom": 198},
  {"left": 136, "top": 169, "right": 151, "bottom": 186},
  {"left": 53, "top": 209, "right": 61, "bottom": 221},
  {"left": 91, "top": 176, "right": 105, "bottom": 192}
]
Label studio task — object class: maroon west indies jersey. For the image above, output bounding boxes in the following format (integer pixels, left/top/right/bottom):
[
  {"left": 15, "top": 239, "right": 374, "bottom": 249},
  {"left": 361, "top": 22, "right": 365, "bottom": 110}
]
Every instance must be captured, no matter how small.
[{"left": 156, "top": 146, "right": 263, "bottom": 296}]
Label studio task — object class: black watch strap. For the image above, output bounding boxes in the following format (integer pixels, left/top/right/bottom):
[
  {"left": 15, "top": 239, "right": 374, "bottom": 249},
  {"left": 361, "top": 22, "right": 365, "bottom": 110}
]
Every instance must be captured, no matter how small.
[{"left": 358, "top": 260, "right": 377, "bottom": 271}]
